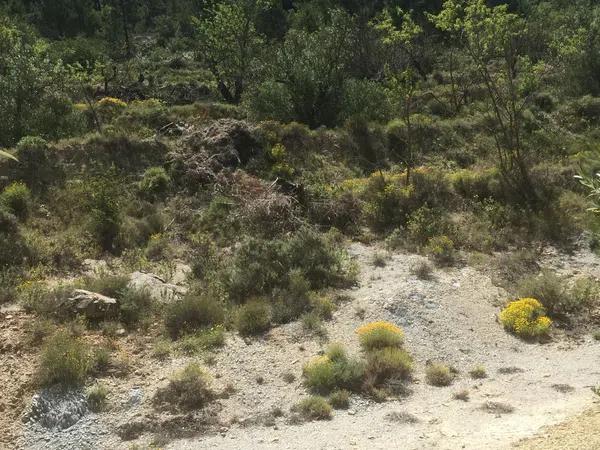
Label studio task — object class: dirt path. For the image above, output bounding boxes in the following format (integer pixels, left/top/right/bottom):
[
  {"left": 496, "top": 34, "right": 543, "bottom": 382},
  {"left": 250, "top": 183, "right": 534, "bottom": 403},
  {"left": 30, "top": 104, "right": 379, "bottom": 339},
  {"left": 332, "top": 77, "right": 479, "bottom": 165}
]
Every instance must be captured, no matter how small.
[{"left": 168, "top": 243, "right": 600, "bottom": 450}]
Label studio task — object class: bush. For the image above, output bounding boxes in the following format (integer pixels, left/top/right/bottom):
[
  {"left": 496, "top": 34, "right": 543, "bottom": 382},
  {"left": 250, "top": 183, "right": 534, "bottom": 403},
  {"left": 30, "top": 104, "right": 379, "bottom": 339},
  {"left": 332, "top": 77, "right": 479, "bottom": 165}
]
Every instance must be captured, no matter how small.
[
  {"left": 425, "top": 363, "right": 454, "bottom": 387},
  {"left": 87, "top": 180, "right": 121, "bottom": 252},
  {"left": 165, "top": 294, "right": 225, "bottom": 339},
  {"left": 499, "top": 298, "right": 552, "bottom": 339},
  {"left": 119, "top": 288, "right": 154, "bottom": 326},
  {"left": 83, "top": 274, "right": 129, "bottom": 298},
  {"left": 365, "top": 347, "right": 413, "bottom": 386},
  {"left": 87, "top": 384, "right": 109, "bottom": 412},
  {"left": 177, "top": 326, "right": 225, "bottom": 355},
  {"left": 302, "top": 344, "right": 365, "bottom": 394},
  {"left": 517, "top": 270, "right": 574, "bottom": 316},
  {"left": 410, "top": 261, "right": 434, "bottom": 280},
  {"left": 235, "top": 299, "right": 272, "bottom": 336},
  {"left": 14, "top": 136, "right": 56, "bottom": 191},
  {"left": 38, "top": 332, "right": 91, "bottom": 386},
  {"left": 295, "top": 396, "right": 332, "bottom": 421},
  {"left": 356, "top": 322, "right": 404, "bottom": 351},
  {"left": 469, "top": 365, "right": 487, "bottom": 379},
  {"left": 1, "top": 182, "right": 31, "bottom": 220},
  {"left": 154, "top": 363, "right": 213, "bottom": 410},
  {"left": 139, "top": 167, "right": 171, "bottom": 200},
  {"left": 425, "top": 235, "right": 455, "bottom": 265},
  {"left": 328, "top": 389, "right": 350, "bottom": 409},
  {"left": 227, "top": 228, "right": 354, "bottom": 302}
]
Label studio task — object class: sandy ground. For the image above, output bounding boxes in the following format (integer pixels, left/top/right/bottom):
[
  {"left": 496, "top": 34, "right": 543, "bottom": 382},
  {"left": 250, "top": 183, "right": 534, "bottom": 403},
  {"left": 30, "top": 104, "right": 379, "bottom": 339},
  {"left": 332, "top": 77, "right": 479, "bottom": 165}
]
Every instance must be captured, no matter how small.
[{"left": 6, "top": 243, "right": 600, "bottom": 449}]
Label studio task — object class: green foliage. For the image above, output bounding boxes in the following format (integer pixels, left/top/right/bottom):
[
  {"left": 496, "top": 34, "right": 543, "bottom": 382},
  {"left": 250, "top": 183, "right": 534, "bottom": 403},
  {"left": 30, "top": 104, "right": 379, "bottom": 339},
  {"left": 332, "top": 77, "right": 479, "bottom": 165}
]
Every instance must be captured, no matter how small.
[
  {"left": 302, "top": 344, "right": 365, "bottom": 395},
  {"left": 425, "top": 235, "right": 456, "bottom": 265},
  {"left": 139, "top": 166, "right": 171, "bottom": 200},
  {"left": 365, "top": 347, "right": 413, "bottom": 386},
  {"left": 1, "top": 182, "right": 31, "bottom": 220},
  {"left": 177, "top": 326, "right": 225, "bottom": 355},
  {"left": 118, "top": 288, "right": 154, "bottom": 327},
  {"left": 155, "top": 363, "right": 213, "bottom": 410},
  {"left": 328, "top": 389, "right": 350, "bottom": 410},
  {"left": 425, "top": 362, "right": 454, "bottom": 387},
  {"left": 87, "top": 179, "right": 121, "bottom": 253},
  {"left": 38, "top": 331, "right": 91, "bottom": 386},
  {"left": 517, "top": 270, "right": 578, "bottom": 316},
  {"left": 165, "top": 294, "right": 225, "bottom": 339},
  {"left": 194, "top": 0, "right": 267, "bottom": 103},
  {"left": 87, "top": 384, "right": 109, "bottom": 412},
  {"left": 295, "top": 396, "right": 332, "bottom": 421},
  {"left": 227, "top": 228, "right": 354, "bottom": 302},
  {"left": 235, "top": 298, "right": 272, "bottom": 336}
]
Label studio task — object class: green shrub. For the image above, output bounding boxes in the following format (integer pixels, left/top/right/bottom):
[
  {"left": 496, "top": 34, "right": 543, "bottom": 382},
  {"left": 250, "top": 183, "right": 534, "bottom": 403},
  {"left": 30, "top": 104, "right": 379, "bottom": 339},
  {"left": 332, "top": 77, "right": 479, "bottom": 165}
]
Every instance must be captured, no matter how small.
[
  {"left": 139, "top": 166, "right": 171, "bottom": 200},
  {"left": 295, "top": 396, "right": 332, "bottom": 421},
  {"left": 425, "top": 363, "right": 454, "bottom": 387},
  {"left": 165, "top": 294, "right": 225, "bottom": 339},
  {"left": 357, "top": 321, "right": 404, "bottom": 351},
  {"left": 177, "top": 326, "right": 225, "bottom": 355},
  {"left": 302, "top": 344, "right": 365, "bottom": 394},
  {"left": 517, "top": 270, "right": 573, "bottom": 316},
  {"left": 154, "top": 363, "right": 213, "bottom": 410},
  {"left": 425, "top": 235, "right": 455, "bottom": 265},
  {"left": 119, "top": 288, "right": 154, "bottom": 326},
  {"left": 87, "top": 180, "right": 121, "bottom": 252},
  {"left": 469, "top": 365, "right": 487, "bottom": 379},
  {"left": 235, "top": 299, "right": 272, "bottom": 336},
  {"left": 1, "top": 182, "right": 31, "bottom": 220},
  {"left": 87, "top": 384, "right": 109, "bottom": 412},
  {"left": 152, "top": 340, "right": 172, "bottom": 360},
  {"left": 26, "top": 318, "right": 56, "bottom": 346},
  {"left": 14, "top": 136, "right": 56, "bottom": 191},
  {"left": 38, "top": 332, "right": 91, "bottom": 386},
  {"left": 328, "top": 389, "right": 350, "bottom": 409},
  {"left": 227, "top": 229, "right": 354, "bottom": 302},
  {"left": 411, "top": 261, "right": 434, "bottom": 280},
  {"left": 83, "top": 274, "right": 129, "bottom": 298},
  {"left": 365, "top": 347, "right": 413, "bottom": 386},
  {"left": 406, "top": 206, "right": 449, "bottom": 247},
  {"left": 301, "top": 311, "right": 326, "bottom": 337}
]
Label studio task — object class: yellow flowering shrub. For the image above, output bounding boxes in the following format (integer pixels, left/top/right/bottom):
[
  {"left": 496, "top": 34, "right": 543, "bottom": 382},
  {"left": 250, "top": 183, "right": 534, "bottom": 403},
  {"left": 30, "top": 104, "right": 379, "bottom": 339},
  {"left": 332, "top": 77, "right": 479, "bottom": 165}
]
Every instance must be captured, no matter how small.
[
  {"left": 97, "top": 97, "right": 127, "bottom": 109},
  {"left": 499, "top": 298, "right": 552, "bottom": 339},
  {"left": 356, "top": 321, "right": 404, "bottom": 351}
]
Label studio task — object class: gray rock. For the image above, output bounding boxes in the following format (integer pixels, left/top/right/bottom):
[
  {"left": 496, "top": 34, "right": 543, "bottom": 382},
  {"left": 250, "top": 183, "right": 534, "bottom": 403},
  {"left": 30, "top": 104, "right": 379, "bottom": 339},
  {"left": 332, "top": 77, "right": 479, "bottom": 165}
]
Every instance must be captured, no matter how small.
[
  {"left": 60, "top": 289, "right": 118, "bottom": 320},
  {"left": 128, "top": 271, "right": 187, "bottom": 303}
]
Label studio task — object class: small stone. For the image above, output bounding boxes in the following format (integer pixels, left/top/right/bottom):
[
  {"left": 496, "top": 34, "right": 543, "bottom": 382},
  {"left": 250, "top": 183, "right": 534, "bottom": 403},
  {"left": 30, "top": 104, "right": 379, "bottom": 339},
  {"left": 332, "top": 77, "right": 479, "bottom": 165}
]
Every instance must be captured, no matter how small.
[{"left": 348, "top": 410, "right": 356, "bottom": 415}]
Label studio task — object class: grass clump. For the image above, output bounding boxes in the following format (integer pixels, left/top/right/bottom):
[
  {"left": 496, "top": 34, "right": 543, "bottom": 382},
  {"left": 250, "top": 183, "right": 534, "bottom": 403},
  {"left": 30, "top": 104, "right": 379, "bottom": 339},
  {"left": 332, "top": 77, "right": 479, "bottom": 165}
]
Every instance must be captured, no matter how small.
[
  {"left": 410, "top": 261, "right": 434, "bottom": 280},
  {"left": 235, "top": 299, "right": 272, "bottom": 336},
  {"left": 499, "top": 298, "right": 552, "bottom": 339},
  {"left": 1, "top": 182, "right": 31, "bottom": 220},
  {"left": 294, "top": 396, "right": 332, "bottom": 421},
  {"left": 151, "top": 340, "right": 171, "bottom": 360},
  {"left": 119, "top": 288, "right": 154, "bottom": 327},
  {"left": 165, "top": 294, "right": 225, "bottom": 339},
  {"left": 87, "top": 384, "right": 109, "bottom": 412},
  {"left": 453, "top": 389, "right": 470, "bottom": 401},
  {"left": 177, "top": 326, "right": 225, "bottom": 355},
  {"left": 154, "top": 363, "right": 213, "bottom": 410},
  {"left": 425, "top": 362, "right": 454, "bottom": 387},
  {"left": 517, "top": 270, "right": 571, "bottom": 316},
  {"left": 328, "top": 389, "right": 350, "bottom": 409},
  {"left": 357, "top": 321, "right": 404, "bottom": 351},
  {"left": 37, "top": 331, "right": 91, "bottom": 386},
  {"left": 302, "top": 344, "right": 365, "bottom": 395},
  {"left": 372, "top": 252, "right": 388, "bottom": 267},
  {"left": 365, "top": 347, "right": 413, "bottom": 386},
  {"left": 469, "top": 365, "right": 487, "bottom": 379}
]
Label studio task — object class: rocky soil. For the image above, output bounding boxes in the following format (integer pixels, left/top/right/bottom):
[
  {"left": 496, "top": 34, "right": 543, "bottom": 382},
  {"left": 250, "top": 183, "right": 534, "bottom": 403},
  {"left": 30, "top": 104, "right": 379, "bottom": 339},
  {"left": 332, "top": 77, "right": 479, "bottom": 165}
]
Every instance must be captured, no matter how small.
[{"left": 3, "top": 243, "right": 600, "bottom": 449}]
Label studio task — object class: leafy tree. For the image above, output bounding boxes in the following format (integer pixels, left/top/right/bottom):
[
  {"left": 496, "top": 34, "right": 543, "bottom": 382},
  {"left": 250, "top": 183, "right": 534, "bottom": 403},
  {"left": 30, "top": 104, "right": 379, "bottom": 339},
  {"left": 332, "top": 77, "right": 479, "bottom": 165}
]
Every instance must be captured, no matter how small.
[
  {"left": 431, "top": 0, "right": 546, "bottom": 205},
  {"left": 374, "top": 8, "right": 423, "bottom": 185},
  {"left": 194, "top": 0, "right": 269, "bottom": 103},
  {"left": 0, "top": 20, "right": 73, "bottom": 147},
  {"left": 269, "top": 8, "right": 356, "bottom": 127}
]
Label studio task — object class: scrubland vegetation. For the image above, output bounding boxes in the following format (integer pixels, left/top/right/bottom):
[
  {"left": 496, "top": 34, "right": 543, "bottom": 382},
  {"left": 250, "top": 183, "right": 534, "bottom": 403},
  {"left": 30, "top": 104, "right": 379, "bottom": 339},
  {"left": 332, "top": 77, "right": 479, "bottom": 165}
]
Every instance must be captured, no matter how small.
[{"left": 2, "top": 0, "right": 600, "bottom": 447}]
